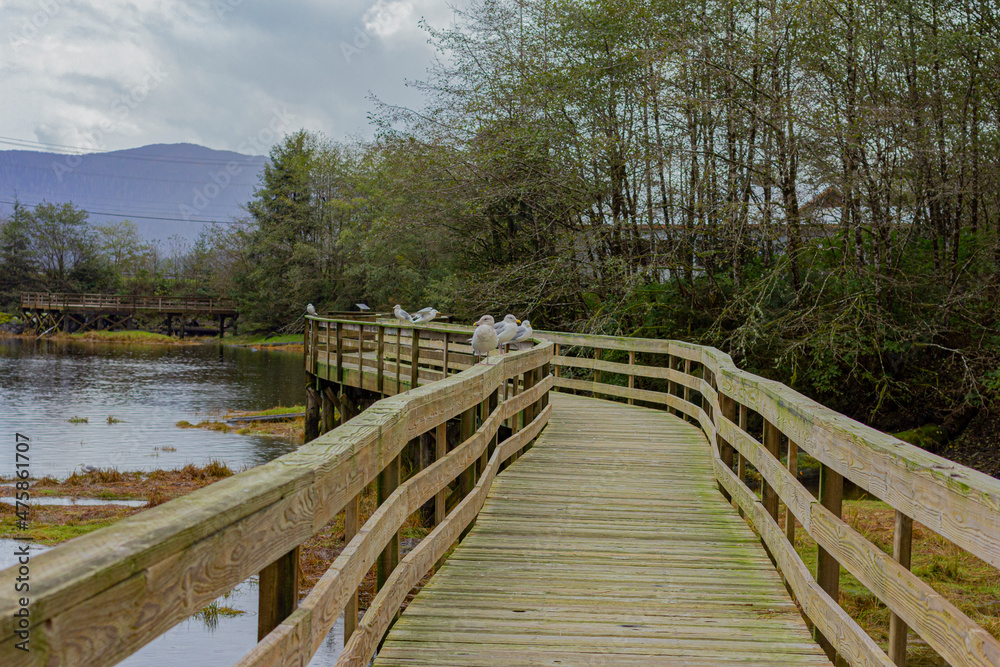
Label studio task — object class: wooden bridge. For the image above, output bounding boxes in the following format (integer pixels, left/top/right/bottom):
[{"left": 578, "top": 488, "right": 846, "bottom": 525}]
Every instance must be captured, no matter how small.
[
  {"left": 19, "top": 292, "right": 237, "bottom": 336},
  {"left": 2, "top": 315, "right": 999, "bottom": 666}
]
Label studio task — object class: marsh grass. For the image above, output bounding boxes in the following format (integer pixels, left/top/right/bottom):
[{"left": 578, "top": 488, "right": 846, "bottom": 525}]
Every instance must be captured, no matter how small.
[
  {"left": 67, "top": 416, "right": 88, "bottom": 424},
  {"left": 788, "top": 498, "right": 1000, "bottom": 665}
]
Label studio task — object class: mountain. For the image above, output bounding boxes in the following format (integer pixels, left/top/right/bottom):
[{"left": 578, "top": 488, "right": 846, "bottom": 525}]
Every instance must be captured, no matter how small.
[{"left": 0, "top": 143, "right": 268, "bottom": 242}]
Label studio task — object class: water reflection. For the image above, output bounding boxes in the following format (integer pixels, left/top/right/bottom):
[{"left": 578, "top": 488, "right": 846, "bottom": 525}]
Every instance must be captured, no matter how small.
[
  {"left": 0, "top": 338, "right": 305, "bottom": 479},
  {"left": 120, "top": 577, "right": 345, "bottom": 666}
]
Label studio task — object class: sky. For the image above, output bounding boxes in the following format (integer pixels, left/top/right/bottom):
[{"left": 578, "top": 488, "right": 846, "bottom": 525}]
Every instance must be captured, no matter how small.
[{"left": 0, "top": 0, "right": 462, "bottom": 156}]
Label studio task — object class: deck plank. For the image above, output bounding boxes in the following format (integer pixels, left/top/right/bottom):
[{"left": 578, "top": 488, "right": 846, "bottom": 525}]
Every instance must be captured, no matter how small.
[{"left": 375, "top": 393, "right": 832, "bottom": 666}]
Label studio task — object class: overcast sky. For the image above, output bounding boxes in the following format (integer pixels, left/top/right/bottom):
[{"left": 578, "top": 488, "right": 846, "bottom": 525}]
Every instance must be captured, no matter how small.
[{"left": 0, "top": 0, "right": 460, "bottom": 155}]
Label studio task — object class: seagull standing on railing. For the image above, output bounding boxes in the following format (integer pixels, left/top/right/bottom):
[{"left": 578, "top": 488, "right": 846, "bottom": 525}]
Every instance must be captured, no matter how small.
[
  {"left": 471, "top": 315, "right": 499, "bottom": 365},
  {"left": 495, "top": 314, "right": 520, "bottom": 354},
  {"left": 306, "top": 304, "right": 317, "bottom": 316},
  {"left": 510, "top": 319, "right": 533, "bottom": 349},
  {"left": 410, "top": 307, "right": 439, "bottom": 324},
  {"left": 393, "top": 304, "right": 411, "bottom": 322}
]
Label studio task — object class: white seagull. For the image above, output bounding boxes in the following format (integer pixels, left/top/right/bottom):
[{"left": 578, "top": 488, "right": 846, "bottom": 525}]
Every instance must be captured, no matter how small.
[
  {"left": 410, "top": 307, "right": 439, "bottom": 324},
  {"left": 306, "top": 303, "right": 317, "bottom": 316},
  {"left": 510, "top": 319, "right": 533, "bottom": 348},
  {"left": 393, "top": 304, "right": 411, "bottom": 322},
  {"left": 471, "top": 315, "right": 499, "bottom": 365},
  {"left": 494, "top": 314, "right": 520, "bottom": 354}
]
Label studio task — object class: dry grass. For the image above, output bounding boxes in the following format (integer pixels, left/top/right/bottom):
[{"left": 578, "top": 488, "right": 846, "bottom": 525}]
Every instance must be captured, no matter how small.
[{"left": 786, "top": 498, "right": 1000, "bottom": 666}]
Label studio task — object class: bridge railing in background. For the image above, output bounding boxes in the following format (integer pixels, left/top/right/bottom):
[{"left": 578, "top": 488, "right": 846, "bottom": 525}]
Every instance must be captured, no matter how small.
[
  {"left": 0, "top": 320, "right": 552, "bottom": 667},
  {"left": 19, "top": 292, "right": 237, "bottom": 314},
  {"left": 535, "top": 330, "right": 1000, "bottom": 667}
]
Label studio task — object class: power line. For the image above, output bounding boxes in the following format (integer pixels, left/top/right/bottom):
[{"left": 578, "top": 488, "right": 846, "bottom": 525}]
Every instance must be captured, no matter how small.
[{"left": 0, "top": 198, "right": 245, "bottom": 225}]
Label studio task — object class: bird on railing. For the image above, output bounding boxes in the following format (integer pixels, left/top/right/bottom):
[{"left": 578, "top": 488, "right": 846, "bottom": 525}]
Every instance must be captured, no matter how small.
[
  {"left": 495, "top": 314, "right": 520, "bottom": 354},
  {"left": 471, "top": 315, "right": 499, "bottom": 365},
  {"left": 509, "top": 319, "right": 533, "bottom": 350},
  {"left": 410, "top": 307, "right": 439, "bottom": 324},
  {"left": 393, "top": 304, "right": 411, "bottom": 322},
  {"left": 306, "top": 304, "right": 317, "bottom": 316}
]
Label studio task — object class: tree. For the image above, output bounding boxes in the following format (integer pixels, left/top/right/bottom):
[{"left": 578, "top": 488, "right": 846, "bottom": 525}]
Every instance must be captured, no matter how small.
[{"left": 0, "top": 199, "right": 38, "bottom": 306}]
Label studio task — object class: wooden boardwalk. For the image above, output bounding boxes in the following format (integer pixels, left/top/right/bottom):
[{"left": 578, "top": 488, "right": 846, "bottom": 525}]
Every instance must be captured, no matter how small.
[{"left": 376, "top": 393, "right": 831, "bottom": 666}]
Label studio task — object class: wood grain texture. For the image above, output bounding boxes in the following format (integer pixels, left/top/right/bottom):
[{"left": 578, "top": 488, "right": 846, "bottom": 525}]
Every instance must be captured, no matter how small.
[{"left": 375, "top": 394, "right": 831, "bottom": 667}]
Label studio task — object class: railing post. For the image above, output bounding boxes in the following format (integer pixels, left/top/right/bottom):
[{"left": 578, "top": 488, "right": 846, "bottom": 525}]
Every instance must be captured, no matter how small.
[
  {"left": 441, "top": 332, "right": 450, "bottom": 380},
  {"left": 627, "top": 350, "right": 635, "bottom": 405},
  {"left": 786, "top": 439, "right": 799, "bottom": 543},
  {"left": 324, "top": 322, "right": 332, "bottom": 380},
  {"left": 718, "top": 395, "right": 737, "bottom": 502},
  {"left": 335, "top": 322, "right": 343, "bottom": 384},
  {"left": 257, "top": 546, "right": 299, "bottom": 641},
  {"left": 553, "top": 344, "right": 561, "bottom": 381},
  {"left": 395, "top": 327, "right": 402, "bottom": 394},
  {"left": 761, "top": 420, "right": 780, "bottom": 521},
  {"left": 434, "top": 422, "right": 447, "bottom": 526},
  {"left": 376, "top": 324, "right": 385, "bottom": 395},
  {"left": 593, "top": 347, "right": 602, "bottom": 395},
  {"left": 459, "top": 405, "right": 477, "bottom": 540},
  {"left": 814, "top": 462, "right": 844, "bottom": 660},
  {"left": 888, "top": 510, "right": 914, "bottom": 666},
  {"left": 344, "top": 492, "right": 360, "bottom": 643},
  {"left": 377, "top": 454, "right": 401, "bottom": 591},
  {"left": 410, "top": 328, "right": 420, "bottom": 390}
]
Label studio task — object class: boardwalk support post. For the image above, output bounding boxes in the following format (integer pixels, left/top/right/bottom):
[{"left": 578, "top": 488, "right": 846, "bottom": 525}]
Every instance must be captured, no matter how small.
[
  {"left": 257, "top": 546, "right": 299, "bottom": 641},
  {"left": 344, "top": 492, "right": 361, "bottom": 642},
  {"left": 377, "top": 454, "right": 401, "bottom": 591},
  {"left": 814, "top": 462, "right": 844, "bottom": 660},
  {"left": 304, "top": 377, "right": 320, "bottom": 443},
  {"left": 888, "top": 510, "right": 914, "bottom": 666}
]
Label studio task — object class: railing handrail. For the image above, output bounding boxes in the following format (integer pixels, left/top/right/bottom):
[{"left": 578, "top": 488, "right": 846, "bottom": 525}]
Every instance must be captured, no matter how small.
[
  {"left": 521, "top": 327, "right": 1000, "bottom": 666},
  {"left": 19, "top": 292, "right": 237, "bottom": 312},
  {"left": 0, "top": 326, "right": 553, "bottom": 667}
]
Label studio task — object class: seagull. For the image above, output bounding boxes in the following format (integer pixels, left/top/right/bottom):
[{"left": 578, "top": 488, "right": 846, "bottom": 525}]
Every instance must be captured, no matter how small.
[
  {"left": 471, "top": 315, "right": 499, "bottom": 365},
  {"left": 78, "top": 464, "right": 98, "bottom": 474},
  {"left": 393, "top": 304, "right": 411, "bottom": 322},
  {"left": 410, "top": 307, "right": 439, "bottom": 324},
  {"left": 306, "top": 304, "right": 317, "bottom": 316},
  {"left": 356, "top": 303, "right": 371, "bottom": 311},
  {"left": 510, "top": 319, "right": 533, "bottom": 348},
  {"left": 494, "top": 314, "right": 520, "bottom": 354}
]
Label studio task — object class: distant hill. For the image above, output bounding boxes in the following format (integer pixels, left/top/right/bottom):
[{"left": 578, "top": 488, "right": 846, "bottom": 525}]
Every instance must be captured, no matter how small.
[{"left": 0, "top": 143, "right": 268, "bottom": 242}]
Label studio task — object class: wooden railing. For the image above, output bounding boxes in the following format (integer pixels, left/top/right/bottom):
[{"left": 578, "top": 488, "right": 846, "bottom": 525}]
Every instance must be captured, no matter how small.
[
  {"left": 0, "top": 323, "right": 552, "bottom": 666},
  {"left": 535, "top": 330, "right": 1000, "bottom": 667},
  {"left": 19, "top": 292, "right": 237, "bottom": 314}
]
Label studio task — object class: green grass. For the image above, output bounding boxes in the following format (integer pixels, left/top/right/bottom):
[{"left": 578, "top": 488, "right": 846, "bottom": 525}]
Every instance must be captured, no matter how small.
[
  {"left": 237, "top": 405, "right": 305, "bottom": 417},
  {"left": 0, "top": 513, "right": 126, "bottom": 545},
  {"left": 225, "top": 333, "right": 303, "bottom": 346},
  {"left": 67, "top": 416, "right": 88, "bottom": 424},
  {"left": 69, "top": 330, "right": 180, "bottom": 344},
  {"left": 791, "top": 498, "right": 1000, "bottom": 665}
]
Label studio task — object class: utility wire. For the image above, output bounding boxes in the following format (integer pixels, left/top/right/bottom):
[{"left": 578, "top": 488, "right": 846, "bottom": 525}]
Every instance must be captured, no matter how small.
[{"left": 0, "top": 198, "right": 244, "bottom": 225}]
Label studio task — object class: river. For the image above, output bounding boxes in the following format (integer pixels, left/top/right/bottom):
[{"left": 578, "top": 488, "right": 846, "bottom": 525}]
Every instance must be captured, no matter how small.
[
  {"left": 0, "top": 338, "right": 304, "bottom": 479},
  {"left": 0, "top": 337, "right": 345, "bottom": 665}
]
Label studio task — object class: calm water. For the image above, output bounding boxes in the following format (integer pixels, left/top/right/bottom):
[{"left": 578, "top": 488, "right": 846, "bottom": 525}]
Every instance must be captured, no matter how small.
[
  {"left": 0, "top": 340, "right": 347, "bottom": 665},
  {"left": 0, "top": 338, "right": 305, "bottom": 479}
]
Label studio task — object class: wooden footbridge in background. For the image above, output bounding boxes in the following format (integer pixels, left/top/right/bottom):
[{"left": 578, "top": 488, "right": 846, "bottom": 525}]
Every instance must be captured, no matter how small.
[
  {"left": 19, "top": 292, "right": 237, "bottom": 336},
  {"left": 2, "top": 315, "right": 999, "bottom": 666}
]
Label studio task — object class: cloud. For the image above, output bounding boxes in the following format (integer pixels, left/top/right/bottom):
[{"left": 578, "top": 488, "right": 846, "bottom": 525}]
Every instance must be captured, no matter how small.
[{"left": 0, "top": 0, "right": 464, "bottom": 153}]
